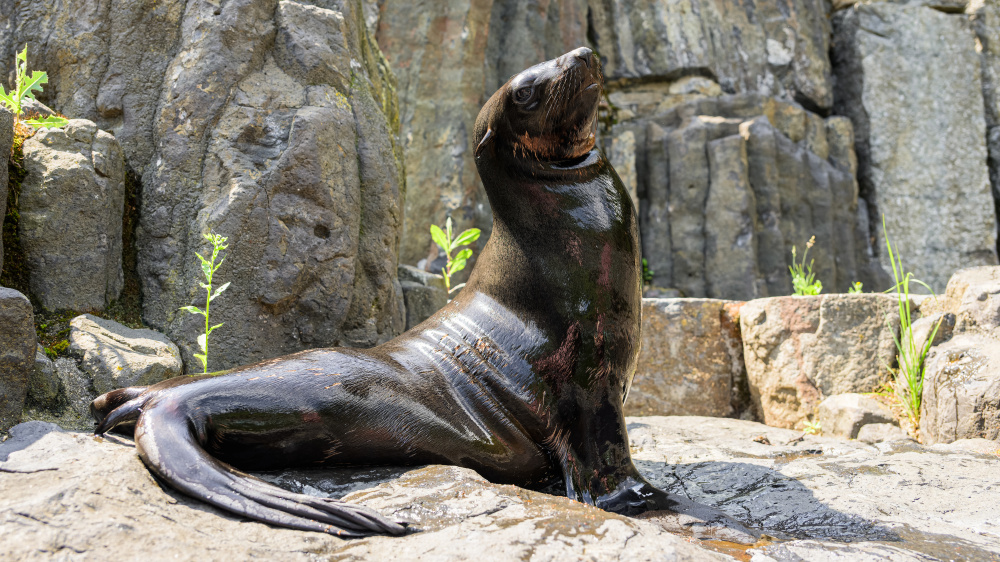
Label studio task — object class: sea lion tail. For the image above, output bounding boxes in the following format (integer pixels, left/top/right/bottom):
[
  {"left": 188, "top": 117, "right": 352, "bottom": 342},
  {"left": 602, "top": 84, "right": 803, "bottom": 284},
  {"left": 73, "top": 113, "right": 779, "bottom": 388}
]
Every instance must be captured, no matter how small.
[
  {"left": 94, "top": 395, "right": 147, "bottom": 435},
  {"left": 91, "top": 386, "right": 147, "bottom": 430},
  {"left": 130, "top": 397, "right": 408, "bottom": 538}
]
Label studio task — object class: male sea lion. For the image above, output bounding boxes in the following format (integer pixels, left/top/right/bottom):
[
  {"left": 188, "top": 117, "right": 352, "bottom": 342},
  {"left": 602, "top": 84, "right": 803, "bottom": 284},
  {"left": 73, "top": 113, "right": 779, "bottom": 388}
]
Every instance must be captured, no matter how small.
[{"left": 92, "top": 47, "right": 757, "bottom": 542}]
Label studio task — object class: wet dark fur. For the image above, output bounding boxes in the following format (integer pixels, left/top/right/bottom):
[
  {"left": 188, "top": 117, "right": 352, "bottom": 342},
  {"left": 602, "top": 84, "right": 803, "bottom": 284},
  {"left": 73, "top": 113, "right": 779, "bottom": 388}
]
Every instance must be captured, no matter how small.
[{"left": 92, "top": 48, "right": 758, "bottom": 542}]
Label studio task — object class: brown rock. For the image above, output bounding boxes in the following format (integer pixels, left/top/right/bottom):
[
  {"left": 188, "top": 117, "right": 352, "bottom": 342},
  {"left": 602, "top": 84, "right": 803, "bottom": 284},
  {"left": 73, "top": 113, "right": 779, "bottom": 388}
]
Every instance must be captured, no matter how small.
[
  {"left": 625, "top": 299, "right": 749, "bottom": 418},
  {"left": 740, "top": 294, "right": 902, "bottom": 430}
]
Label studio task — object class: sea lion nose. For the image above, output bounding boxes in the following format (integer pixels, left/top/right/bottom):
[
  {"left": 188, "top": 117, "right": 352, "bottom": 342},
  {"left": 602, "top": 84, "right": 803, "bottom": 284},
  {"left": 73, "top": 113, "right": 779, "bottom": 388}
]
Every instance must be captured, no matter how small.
[{"left": 572, "top": 47, "right": 593, "bottom": 68}]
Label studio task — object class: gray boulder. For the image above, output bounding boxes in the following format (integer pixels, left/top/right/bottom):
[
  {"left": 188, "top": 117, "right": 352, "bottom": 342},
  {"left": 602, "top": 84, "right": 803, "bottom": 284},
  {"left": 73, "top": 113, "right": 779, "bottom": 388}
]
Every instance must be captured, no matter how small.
[
  {"left": 740, "top": 294, "right": 902, "bottom": 430},
  {"left": 0, "top": 107, "right": 11, "bottom": 272},
  {"left": 398, "top": 265, "right": 448, "bottom": 331},
  {"left": 19, "top": 119, "right": 125, "bottom": 311},
  {"left": 20, "top": 358, "right": 97, "bottom": 432},
  {"left": 68, "top": 314, "right": 182, "bottom": 394},
  {"left": 916, "top": 267, "right": 1000, "bottom": 444},
  {"left": 818, "top": 393, "right": 897, "bottom": 439},
  {"left": 25, "top": 345, "right": 63, "bottom": 411},
  {"left": 0, "top": 288, "right": 35, "bottom": 432},
  {"left": 832, "top": 3, "right": 998, "bottom": 292},
  {"left": 0, "top": 1, "right": 406, "bottom": 371},
  {"left": 626, "top": 299, "right": 749, "bottom": 418},
  {"left": 921, "top": 334, "right": 1000, "bottom": 445}
]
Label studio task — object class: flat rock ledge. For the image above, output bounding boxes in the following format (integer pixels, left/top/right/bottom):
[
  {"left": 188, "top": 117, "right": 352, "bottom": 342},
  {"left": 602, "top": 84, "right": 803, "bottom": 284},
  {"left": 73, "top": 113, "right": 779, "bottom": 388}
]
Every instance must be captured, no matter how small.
[{"left": 1, "top": 417, "right": 998, "bottom": 561}]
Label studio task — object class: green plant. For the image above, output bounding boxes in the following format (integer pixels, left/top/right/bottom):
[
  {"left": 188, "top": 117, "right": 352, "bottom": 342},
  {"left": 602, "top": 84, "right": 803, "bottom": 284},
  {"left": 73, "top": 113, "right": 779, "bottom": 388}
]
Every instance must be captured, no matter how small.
[
  {"left": 803, "top": 420, "right": 821, "bottom": 435},
  {"left": 179, "top": 231, "right": 230, "bottom": 374},
  {"left": 848, "top": 281, "right": 864, "bottom": 294},
  {"left": 789, "top": 236, "right": 822, "bottom": 296},
  {"left": 430, "top": 217, "right": 480, "bottom": 294},
  {"left": 641, "top": 258, "right": 654, "bottom": 285},
  {"left": 0, "top": 45, "right": 68, "bottom": 129},
  {"left": 882, "top": 217, "right": 942, "bottom": 424}
]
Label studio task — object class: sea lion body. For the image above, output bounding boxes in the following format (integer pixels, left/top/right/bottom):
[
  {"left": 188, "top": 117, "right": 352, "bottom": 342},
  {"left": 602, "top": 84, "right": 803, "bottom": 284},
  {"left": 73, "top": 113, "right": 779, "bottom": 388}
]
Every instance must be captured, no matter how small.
[{"left": 93, "top": 48, "right": 754, "bottom": 541}]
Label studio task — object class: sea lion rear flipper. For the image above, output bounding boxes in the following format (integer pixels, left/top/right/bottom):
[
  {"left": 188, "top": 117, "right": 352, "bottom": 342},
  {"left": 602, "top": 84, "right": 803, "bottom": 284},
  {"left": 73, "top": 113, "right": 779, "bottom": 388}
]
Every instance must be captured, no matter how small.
[{"left": 131, "top": 399, "right": 408, "bottom": 538}]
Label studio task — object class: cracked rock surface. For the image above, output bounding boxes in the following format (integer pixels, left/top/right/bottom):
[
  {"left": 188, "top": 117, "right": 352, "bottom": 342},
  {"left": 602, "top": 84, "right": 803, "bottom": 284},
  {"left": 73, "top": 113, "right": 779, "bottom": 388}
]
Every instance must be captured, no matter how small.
[{"left": 1, "top": 417, "right": 998, "bottom": 561}]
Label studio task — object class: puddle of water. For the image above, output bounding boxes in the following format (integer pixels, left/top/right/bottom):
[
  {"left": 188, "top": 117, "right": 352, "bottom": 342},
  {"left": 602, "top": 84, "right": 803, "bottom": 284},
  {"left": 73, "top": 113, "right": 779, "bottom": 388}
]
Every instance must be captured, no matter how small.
[{"left": 696, "top": 535, "right": 778, "bottom": 562}]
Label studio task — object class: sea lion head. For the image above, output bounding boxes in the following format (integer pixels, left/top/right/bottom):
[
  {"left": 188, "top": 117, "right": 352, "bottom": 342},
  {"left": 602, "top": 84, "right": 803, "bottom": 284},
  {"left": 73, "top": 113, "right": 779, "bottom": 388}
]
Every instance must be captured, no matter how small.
[{"left": 475, "top": 47, "right": 603, "bottom": 166}]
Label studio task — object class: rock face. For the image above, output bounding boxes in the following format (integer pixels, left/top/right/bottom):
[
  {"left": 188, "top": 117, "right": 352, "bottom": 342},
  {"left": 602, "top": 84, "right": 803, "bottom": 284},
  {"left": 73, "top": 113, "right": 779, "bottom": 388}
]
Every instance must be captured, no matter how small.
[
  {"left": 398, "top": 265, "right": 449, "bottom": 331},
  {"left": 0, "top": 288, "right": 34, "bottom": 432},
  {"left": 377, "top": 1, "right": 494, "bottom": 268},
  {"left": 973, "top": 0, "right": 1000, "bottom": 239},
  {"left": 818, "top": 393, "right": 897, "bottom": 439},
  {"left": 611, "top": 94, "right": 886, "bottom": 300},
  {"left": 740, "top": 294, "right": 902, "bottom": 430},
  {"left": 18, "top": 120, "right": 125, "bottom": 311},
  {"left": 625, "top": 299, "right": 749, "bottom": 418},
  {"left": 67, "top": 314, "right": 183, "bottom": 393},
  {"left": 3, "top": 417, "right": 999, "bottom": 560},
  {"left": 587, "top": 0, "right": 834, "bottom": 111},
  {"left": 0, "top": 107, "right": 12, "bottom": 272},
  {"left": 0, "top": 0, "right": 406, "bottom": 370},
  {"left": 832, "top": 3, "right": 998, "bottom": 292}
]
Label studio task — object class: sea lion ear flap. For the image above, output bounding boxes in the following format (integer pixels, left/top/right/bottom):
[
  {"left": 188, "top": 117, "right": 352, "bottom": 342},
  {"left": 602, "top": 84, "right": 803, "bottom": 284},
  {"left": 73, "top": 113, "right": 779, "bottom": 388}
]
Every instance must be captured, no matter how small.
[{"left": 476, "top": 128, "right": 493, "bottom": 157}]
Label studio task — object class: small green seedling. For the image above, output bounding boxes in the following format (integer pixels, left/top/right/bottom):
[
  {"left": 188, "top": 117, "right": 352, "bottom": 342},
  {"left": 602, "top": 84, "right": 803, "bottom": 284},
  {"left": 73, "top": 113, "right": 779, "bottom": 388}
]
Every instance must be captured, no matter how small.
[
  {"left": 803, "top": 420, "right": 821, "bottom": 435},
  {"left": 789, "top": 236, "right": 822, "bottom": 296},
  {"left": 0, "top": 45, "right": 68, "bottom": 129},
  {"left": 642, "top": 258, "right": 654, "bottom": 285},
  {"left": 849, "top": 281, "right": 864, "bottom": 294},
  {"left": 430, "top": 217, "right": 480, "bottom": 294},
  {"left": 179, "top": 231, "right": 231, "bottom": 374}
]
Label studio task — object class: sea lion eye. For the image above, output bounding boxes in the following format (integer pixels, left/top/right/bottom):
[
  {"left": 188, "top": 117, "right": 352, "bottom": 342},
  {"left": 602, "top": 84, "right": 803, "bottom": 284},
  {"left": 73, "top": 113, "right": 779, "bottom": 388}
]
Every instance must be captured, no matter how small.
[{"left": 514, "top": 86, "right": 533, "bottom": 104}]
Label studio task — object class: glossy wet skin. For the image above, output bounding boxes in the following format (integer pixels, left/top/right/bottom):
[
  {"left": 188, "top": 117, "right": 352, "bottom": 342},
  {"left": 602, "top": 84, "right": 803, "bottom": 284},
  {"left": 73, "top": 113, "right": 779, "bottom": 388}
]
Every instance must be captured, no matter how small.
[{"left": 92, "top": 47, "right": 757, "bottom": 542}]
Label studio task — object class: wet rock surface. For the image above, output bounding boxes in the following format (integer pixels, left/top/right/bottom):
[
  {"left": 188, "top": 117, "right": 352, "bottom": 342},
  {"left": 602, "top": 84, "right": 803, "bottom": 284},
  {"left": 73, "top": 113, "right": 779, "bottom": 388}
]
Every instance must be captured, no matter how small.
[
  {"left": 18, "top": 119, "right": 125, "bottom": 311},
  {"left": 1, "top": 417, "right": 998, "bottom": 560}
]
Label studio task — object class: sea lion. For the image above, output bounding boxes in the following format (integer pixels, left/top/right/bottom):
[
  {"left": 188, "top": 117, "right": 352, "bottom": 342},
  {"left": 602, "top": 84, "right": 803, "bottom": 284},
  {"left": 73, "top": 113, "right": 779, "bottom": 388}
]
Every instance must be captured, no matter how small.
[{"left": 92, "top": 47, "right": 758, "bottom": 542}]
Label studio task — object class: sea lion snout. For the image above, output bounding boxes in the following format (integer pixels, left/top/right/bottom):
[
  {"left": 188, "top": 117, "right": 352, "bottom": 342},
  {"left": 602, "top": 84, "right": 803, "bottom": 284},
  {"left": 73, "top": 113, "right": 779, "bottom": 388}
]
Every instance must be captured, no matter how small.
[
  {"left": 556, "top": 47, "right": 594, "bottom": 70},
  {"left": 475, "top": 48, "right": 602, "bottom": 164}
]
